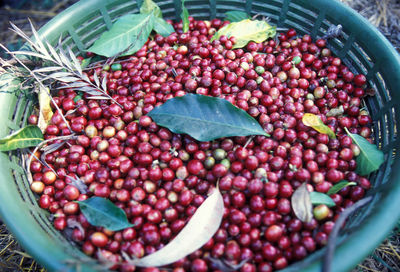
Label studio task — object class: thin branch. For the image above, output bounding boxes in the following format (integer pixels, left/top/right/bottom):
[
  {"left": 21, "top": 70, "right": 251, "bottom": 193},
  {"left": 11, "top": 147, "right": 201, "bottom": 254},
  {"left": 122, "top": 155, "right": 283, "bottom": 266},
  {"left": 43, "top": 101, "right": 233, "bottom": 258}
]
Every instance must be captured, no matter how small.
[
  {"left": 8, "top": 22, "right": 122, "bottom": 107},
  {"left": 28, "top": 150, "right": 57, "bottom": 176},
  {"left": 26, "top": 134, "right": 77, "bottom": 184}
]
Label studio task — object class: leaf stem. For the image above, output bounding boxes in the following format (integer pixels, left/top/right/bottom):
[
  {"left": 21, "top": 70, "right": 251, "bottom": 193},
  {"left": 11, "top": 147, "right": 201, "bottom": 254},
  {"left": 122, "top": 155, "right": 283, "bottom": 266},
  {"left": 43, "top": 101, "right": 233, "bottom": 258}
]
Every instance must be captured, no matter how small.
[{"left": 243, "top": 135, "right": 255, "bottom": 149}]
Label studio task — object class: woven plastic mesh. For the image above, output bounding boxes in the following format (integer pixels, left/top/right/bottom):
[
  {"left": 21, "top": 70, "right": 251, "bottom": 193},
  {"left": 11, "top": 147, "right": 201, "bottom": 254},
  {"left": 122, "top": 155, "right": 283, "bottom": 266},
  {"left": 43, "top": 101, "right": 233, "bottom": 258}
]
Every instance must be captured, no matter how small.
[{"left": 1, "top": 0, "right": 399, "bottom": 271}]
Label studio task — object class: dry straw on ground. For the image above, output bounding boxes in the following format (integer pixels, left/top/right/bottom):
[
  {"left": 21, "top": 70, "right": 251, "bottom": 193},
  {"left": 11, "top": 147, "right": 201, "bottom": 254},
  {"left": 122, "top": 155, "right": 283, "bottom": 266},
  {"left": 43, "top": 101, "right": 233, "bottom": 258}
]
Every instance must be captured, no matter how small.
[{"left": 0, "top": 0, "right": 399, "bottom": 271}]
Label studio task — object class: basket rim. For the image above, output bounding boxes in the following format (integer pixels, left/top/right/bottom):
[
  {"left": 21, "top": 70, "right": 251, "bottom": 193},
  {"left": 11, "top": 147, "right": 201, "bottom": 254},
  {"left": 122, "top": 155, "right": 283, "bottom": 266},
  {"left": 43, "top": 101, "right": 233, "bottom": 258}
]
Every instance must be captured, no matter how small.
[{"left": 0, "top": 0, "right": 399, "bottom": 271}]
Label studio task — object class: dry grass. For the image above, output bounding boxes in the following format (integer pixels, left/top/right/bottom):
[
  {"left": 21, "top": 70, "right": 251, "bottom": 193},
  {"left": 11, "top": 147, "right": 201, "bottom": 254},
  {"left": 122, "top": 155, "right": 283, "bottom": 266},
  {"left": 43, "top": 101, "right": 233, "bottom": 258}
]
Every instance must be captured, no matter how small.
[
  {"left": 0, "top": 0, "right": 399, "bottom": 271},
  {"left": 0, "top": 0, "right": 78, "bottom": 55},
  {"left": 0, "top": 221, "right": 45, "bottom": 272},
  {"left": 341, "top": 0, "right": 400, "bottom": 50},
  {"left": 352, "top": 227, "right": 400, "bottom": 271}
]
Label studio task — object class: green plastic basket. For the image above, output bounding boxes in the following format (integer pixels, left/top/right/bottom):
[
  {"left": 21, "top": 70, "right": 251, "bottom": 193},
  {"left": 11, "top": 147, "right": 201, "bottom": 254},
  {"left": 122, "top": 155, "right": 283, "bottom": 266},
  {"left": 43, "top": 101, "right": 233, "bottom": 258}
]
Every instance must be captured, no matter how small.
[{"left": 0, "top": 0, "right": 399, "bottom": 271}]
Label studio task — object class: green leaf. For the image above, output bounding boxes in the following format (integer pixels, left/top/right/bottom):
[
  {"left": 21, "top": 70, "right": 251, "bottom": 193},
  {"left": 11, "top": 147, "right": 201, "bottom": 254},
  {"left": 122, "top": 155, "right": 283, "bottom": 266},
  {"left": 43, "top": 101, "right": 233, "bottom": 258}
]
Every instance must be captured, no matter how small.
[
  {"left": 87, "top": 13, "right": 154, "bottom": 57},
  {"left": 153, "top": 17, "right": 174, "bottom": 37},
  {"left": 140, "top": 0, "right": 162, "bottom": 18},
  {"left": 80, "top": 57, "right": 92, "bottom": 69},
  {"left": 181, "top": 0, "right": 189, "bottom": 33},
  {"left": 0, "top": 125, "right": 43, "bottom": 151},
  {"left": 77, "top": 197, "right": 134, "bottom": 231},
  {"left": 345, "top": 128, "right": 385, "bottom": 175},
  {"left": 211, "top": 19, "right": 276, "bottom": 49},
  {"left": 327, "top": 180, "right": 357, "bottom": 195},
  {"left": 302, "top": 113, "right": 336, "bottom": 139},
  {"left": 80, "top": 55, "right": 104, "bottom": 69},
  {"left": 224, "top": 11, "right": 250, "bottom": 22},
  {"left": 147, "top": 94, "right": 269, "bottom": 142},
  {"left": 309, "top": 192, "right": 336, "bottom": 207}
]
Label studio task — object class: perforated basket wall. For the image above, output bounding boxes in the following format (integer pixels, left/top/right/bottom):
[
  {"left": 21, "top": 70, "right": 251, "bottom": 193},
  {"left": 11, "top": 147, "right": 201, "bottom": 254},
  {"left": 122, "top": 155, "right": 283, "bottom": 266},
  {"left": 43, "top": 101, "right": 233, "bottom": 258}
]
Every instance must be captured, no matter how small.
[{"left": 0, "top": 0, "right": 399, "bottom": 271}]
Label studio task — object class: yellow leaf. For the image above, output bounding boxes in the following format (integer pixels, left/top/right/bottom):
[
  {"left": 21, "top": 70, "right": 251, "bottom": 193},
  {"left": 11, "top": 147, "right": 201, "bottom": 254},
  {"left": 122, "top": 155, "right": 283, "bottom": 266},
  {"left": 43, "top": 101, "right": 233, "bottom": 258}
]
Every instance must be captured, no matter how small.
[
  {"left": 37, "top": 86, "right": 53, "bottom": 133},
  {"left": 211, "top": 19, "right": 276, "bottom": 49},
  {"left": 302, "top": 113, "right": 336, "bottom": 139}
]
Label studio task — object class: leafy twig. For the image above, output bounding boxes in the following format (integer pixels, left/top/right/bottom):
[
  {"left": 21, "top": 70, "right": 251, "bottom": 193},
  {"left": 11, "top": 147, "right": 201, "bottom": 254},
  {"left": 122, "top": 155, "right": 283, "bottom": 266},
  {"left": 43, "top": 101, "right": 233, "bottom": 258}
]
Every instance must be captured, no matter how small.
[
  {"left": 7, "top": 21, "right": 121, "bottom": 107},
  {"left": 0, "top": 43, "right": 73, "bottom": 133}
]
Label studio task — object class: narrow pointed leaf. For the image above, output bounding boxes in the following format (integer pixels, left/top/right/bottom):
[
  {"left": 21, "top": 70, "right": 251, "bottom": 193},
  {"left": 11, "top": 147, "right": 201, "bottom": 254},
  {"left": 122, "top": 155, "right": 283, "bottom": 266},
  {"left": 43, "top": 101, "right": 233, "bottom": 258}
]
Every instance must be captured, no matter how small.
[
  {"left": 87, "top": 13, "right": 154, "bottom": 57},
  {"left": 10, "top": 51, "right": 53, "bottom": 61},
  {"left": 148, "top": 94, "right": 268, "bottom": 141},
  {"left": 77, "top": 197, "right": 134, "bottom": 231},
  {"left": 101, "top": 76, "right": 108, "bottom": 91},
  {"left": 41, "top": 141, "right": 65, "bottom": 154},
  {"left": 81, "top": 73, "right": 90, "bottom": 82},
  {"left": 211, "top": 19, "right": 276, "bottom": 48},
  {"left": 309, "top": 192, "right": 336, "bottom": 207},
  {"left": 181, "top": 0, "right": 189, "bottom": 33},
  {"left": 291, "top": 183, "right": 313, "bottom": 223},
  {"left": 224, "top": 11, "right": 250, "bottom": 22},
  {"left": 77, "top": 87, "right": 95, "bottom": 93},
  {"left": 33, "top": 66, "right": 64, "bottom": 73},
  {"left": 345, "top": 128, "right": 384, "bottom": 175},
  {"left": 133, "top": 187, "right": 223, "bottom": 267},
  {"left": 37, "top": 87, "right": 53, "bottom": 133},
  {"left": 327, "top": 180, "right": 357, "bottom": 195},
  {"left": 93, "top": 71, "right": 100, "bottom": 87},
  {"left": 302, "top": 113, "right": 336, "bottom": 139},
  {"left": 44, "top": 71, "right": 73, "bottom": 80},
  {"left": 54, "top": 76, "right": 79, "bottom": 83},
  {"left": 140, "top": 0, "right": 162, "bottom": 18},
  {"left": 58, "top": 81, "right": 89, "bottom": 89},
  {"left": 87, "top": 96, "right": 110, "bottom": 100},
  {"left": 10, "top": 22, "right": 33, "bottom": 48},
  {"left": 68, "top": 47, "right": 82, "bottom": 75},
  {"left": 46, "top": 41, "right": 63, "bottom": 65},
  {"left": 153, "top": 17, "right": 174, "bottom": 37},
  {"left": 0, "top": 125, "right": 43, "bottom": 151},
  {"left": 58, "top": 49, "right": 73, "bottom": 71},
  {"left": 84, "top": 89, "right": 105, "bottom": 96},
  {"left": 30, "top": 20, "right": 49, "bottom": 58}
]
